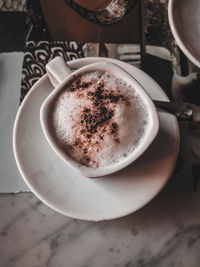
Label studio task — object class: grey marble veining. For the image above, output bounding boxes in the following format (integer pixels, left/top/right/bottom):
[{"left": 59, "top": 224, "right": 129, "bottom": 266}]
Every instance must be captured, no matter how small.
[{"left": 1, "top": 193, "right": 200, "bottom": 267}]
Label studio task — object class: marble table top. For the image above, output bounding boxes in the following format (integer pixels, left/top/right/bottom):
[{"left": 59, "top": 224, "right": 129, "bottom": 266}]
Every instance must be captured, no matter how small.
[{"left": 1, "top": 192, "right": 200, "bottom": 267}]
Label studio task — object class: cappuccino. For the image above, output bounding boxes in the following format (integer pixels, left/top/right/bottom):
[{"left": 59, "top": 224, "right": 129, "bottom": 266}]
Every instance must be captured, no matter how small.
[{"left": 50, "top": 70, "right": 148, "bottom": 168}]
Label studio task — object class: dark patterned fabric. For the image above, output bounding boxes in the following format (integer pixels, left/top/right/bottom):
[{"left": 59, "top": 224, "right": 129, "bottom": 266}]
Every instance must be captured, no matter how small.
[
  {"left": 25, "top": 0, "right": 176, "bottom": 55},
  {"left": 144, "top": 0, "right": 175, "bottom": 53},
  {"left": 64, "top": 0, "right": 137, "bottom": 26},
  {"left": 20, "top": 41, "right": 85, "bottom": 102},
  {"left": 20, "top": 41, "right": 143, "bottom": 102},
  {"left": 0, "top": 0, "right": 26, "bottom": 11}
]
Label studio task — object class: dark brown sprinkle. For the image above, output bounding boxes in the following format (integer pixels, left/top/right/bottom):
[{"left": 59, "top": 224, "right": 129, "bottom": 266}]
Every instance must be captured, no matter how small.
[
  {"left": 108, "top": 93, "right": 120, "bottom": 103},
  {"left": 81, "top": 120, "right": 84, "bottom": 124},
  {"left": 84, "top": 108, "right": 90, "bottom": 113},
  {"left": 81, "top": 82, "right": 90, "bottom": 88},
  {"left": 94, "top": 118, "right": 103, "bottom": 128},
  {"left": 99, "top": 106, "right": 107, "bottom": 116},
  {"left": 112, "top": 122, "right": 117, "bottom": 129},
  {"left": 87, "top": 134, "right": 91, "bottom": 139},
  {"left": 80, "top": 129, "right": 85, "bottom": 134},
  {"left": 94, "top": 87, "right": 104, "bottom": 99},
  {"left": 111, "top": 122, "right": 118, "bottom": 134},
  {"left": 86, "top": 158, "right": 90, "bottom": 162},
  {"left": 94, "top": 101, "right": 99, "bottom": 107},
  {"left": 115, "top": 138, "right": 120, "bottom": 144},
  {"left": 125, "top": 99, "right": 130, "bottom": 106},
  {"left": 87, "top": 91, "right": 94, "bottom": 96},
  {"left": 83, "top": 148, "right": 88, "bottom": 154},
  {"left": 88, "top": 126, "right": 97, "bottom": 134},
  {"left": 108, "top": 110, "right": 114, "bottom": 119}
]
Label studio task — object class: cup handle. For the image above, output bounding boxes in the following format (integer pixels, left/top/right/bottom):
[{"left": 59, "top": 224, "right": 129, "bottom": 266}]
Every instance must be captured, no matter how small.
[{"left": 46, "top": 57, "right": 72, "bottom": 87}]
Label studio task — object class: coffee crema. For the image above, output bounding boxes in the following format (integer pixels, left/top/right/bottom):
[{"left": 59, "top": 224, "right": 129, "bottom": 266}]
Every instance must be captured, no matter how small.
[{"left": 50, "top": 70, "right": 148, "bottom": 168}]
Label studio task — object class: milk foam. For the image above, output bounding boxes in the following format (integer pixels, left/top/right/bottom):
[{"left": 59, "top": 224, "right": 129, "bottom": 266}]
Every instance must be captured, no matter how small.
[{"left": 51, "top": 70, "right": 149, "bottom": 168}]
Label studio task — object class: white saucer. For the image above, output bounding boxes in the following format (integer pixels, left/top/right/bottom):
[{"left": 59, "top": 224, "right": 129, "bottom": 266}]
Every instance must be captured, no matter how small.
[{"left": 13, "top": 57, "right": 179, "bottom": 221}]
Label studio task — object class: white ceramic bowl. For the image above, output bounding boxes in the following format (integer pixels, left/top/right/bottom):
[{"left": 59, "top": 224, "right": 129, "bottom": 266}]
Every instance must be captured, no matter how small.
[
  {"left": 168, "top": 0, "right": 200, "bottom": 68},
  {"left": 40, "top": 58, "right": 159, "bottom": 178}
]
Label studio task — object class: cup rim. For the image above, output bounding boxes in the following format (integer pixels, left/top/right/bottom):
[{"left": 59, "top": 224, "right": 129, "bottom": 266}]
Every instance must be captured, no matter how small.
[{"left": 40, "top": 61, "right": 159, "bottom": 178}]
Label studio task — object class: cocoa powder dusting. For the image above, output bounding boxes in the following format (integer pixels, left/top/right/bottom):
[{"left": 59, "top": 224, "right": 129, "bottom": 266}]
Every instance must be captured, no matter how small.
[{"left": 63, "top": 73, "right": 131, "bottom": 167}]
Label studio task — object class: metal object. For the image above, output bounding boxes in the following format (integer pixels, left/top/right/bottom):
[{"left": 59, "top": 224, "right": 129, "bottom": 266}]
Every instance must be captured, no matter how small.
[{"left": 154, "top": 100, "right": 200, "bottom": 122}]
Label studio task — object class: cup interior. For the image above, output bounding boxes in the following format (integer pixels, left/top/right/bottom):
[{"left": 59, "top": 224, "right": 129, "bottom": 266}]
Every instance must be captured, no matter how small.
[{"left": 40, "top": 62, "right": 159, "bottom": 178}]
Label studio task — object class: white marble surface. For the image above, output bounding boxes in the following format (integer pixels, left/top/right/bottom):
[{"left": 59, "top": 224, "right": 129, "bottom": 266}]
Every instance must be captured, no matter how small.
[{"left": 1, "top": 192, "right": 200, "bottom": 267}]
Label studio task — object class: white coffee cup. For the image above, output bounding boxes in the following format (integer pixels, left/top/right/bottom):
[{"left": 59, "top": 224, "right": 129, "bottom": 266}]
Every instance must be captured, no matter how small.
[{"left": 40, "top": 56, "right": 159, "bottom": 178}]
